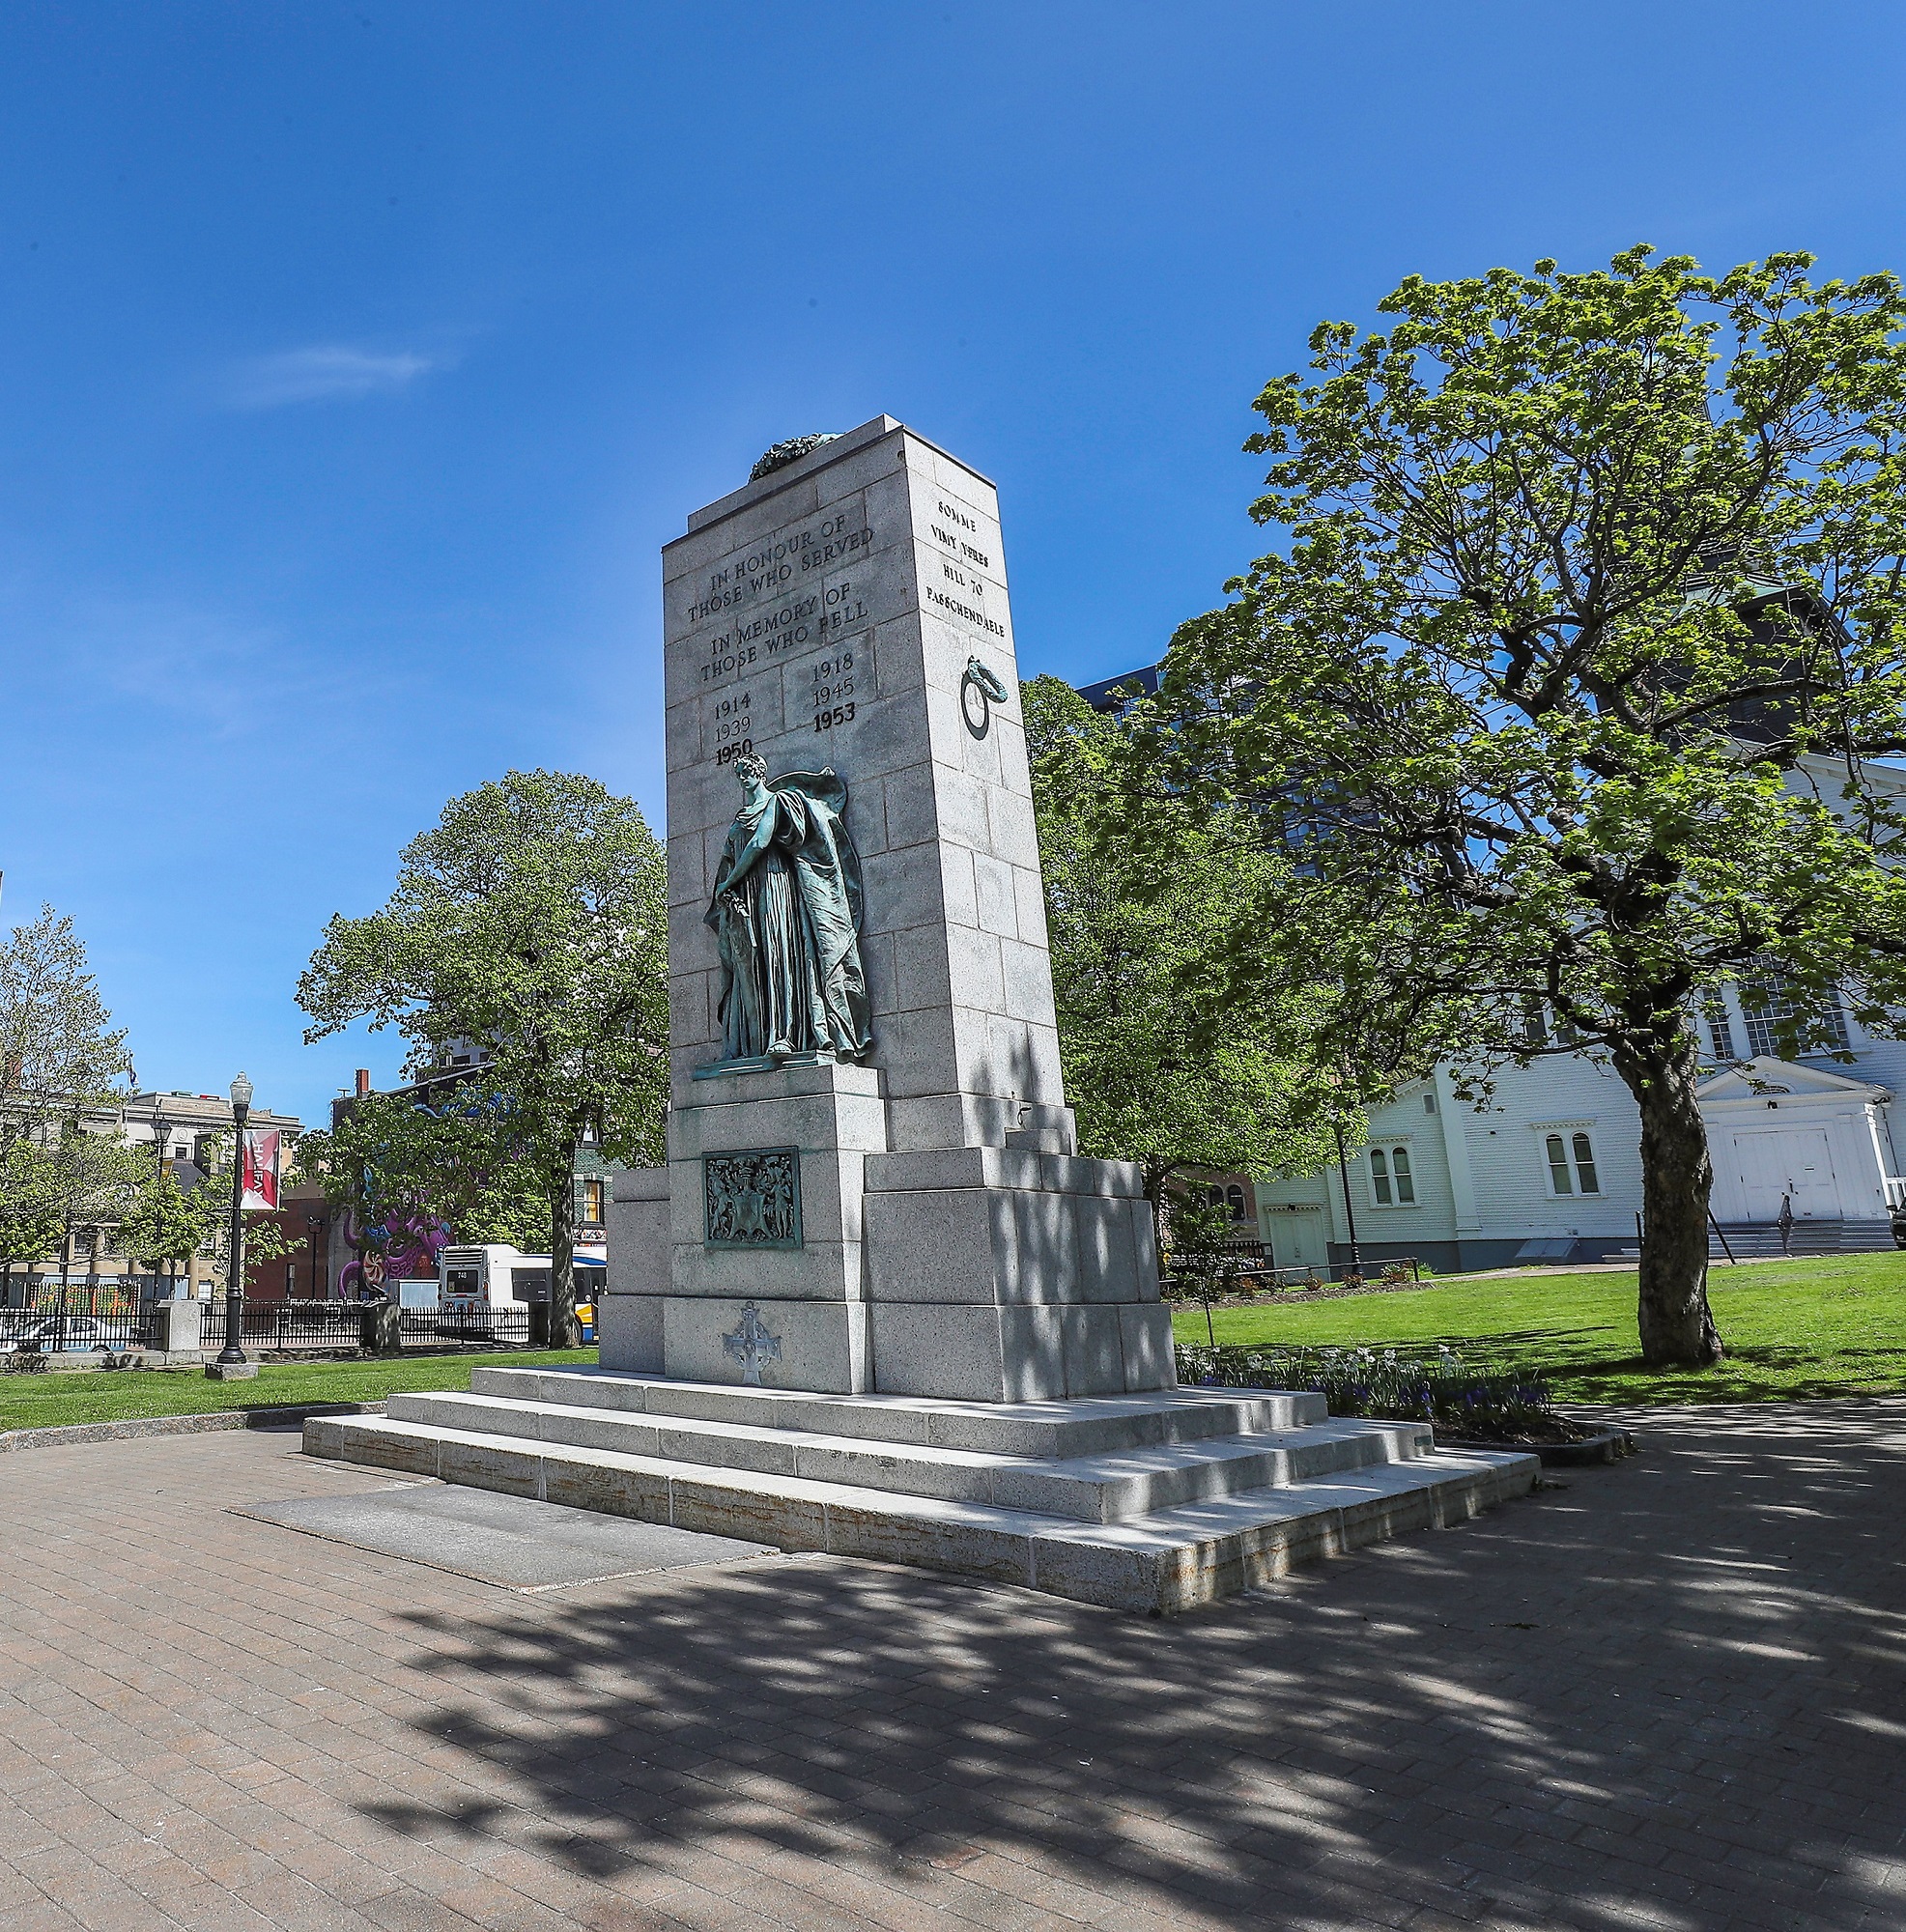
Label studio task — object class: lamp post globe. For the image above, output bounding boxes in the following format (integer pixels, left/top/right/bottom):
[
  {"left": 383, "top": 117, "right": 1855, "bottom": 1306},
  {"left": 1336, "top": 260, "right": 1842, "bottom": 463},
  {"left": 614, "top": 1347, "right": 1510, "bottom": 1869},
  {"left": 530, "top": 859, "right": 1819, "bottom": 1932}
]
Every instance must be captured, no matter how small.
[{"left": 216, "top": 1073, "right": 253, "bottom": 1367}]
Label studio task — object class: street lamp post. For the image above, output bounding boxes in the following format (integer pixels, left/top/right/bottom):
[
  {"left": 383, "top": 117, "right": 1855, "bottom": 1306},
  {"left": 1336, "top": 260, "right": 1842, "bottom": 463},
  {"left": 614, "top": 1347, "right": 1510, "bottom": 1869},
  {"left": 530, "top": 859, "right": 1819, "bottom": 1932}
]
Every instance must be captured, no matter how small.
[
  {"left": 305, "top": 1213, "right": 323, "bottom": 1301},
  {"left": 56, "top": 1209, "right": 73, "bottom": 1353},
  {"left": 213, "top": 1073, "right": 253, "bottom": 1374},
  {"left": 1332, "top": 1120, "right": 1365, "bottom": 1286},
  {"left": 1322, "top": 1066, "right": 1366, "bottom": 1287},
  {"left": 149, "top": 1107, "right": 173, "bottom": 1302}
]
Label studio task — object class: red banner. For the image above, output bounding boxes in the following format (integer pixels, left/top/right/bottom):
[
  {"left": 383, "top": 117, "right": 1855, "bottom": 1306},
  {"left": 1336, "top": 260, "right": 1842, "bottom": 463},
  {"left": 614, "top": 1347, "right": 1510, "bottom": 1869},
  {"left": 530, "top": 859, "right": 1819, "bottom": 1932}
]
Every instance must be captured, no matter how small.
[{"left": 241, "top": 1128, "right": 281, "bottom": 1211}]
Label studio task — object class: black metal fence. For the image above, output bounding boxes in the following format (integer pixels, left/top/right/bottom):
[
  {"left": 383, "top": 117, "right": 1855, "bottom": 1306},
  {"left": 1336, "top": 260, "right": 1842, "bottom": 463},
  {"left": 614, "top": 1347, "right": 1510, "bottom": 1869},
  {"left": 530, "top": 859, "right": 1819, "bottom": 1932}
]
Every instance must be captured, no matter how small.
[
  {"left": 1162, "top": 1239, "right": 1339, "bottom": 1295},
  {"left": 2, "top": 1294, "right": 548, "bottom": 1361},
  {"left": 196, "top": 1300, "right": 538, "bottom": 1351},
  {"left": 398, "top": 1304, "right": 535, "bottom": 1349},
  {"left": 1, "top": 1301, "right": 157, "bottom": 1356},
  {"left": 203, "top": 1300, "right": 367, "bottom": 1351}
]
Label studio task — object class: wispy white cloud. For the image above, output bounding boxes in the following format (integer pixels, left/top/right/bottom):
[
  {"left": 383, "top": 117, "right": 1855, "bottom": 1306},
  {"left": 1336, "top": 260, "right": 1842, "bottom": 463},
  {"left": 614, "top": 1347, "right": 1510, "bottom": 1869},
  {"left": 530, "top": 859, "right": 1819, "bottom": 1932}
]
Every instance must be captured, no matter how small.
[
  {"left": 223, "top": 344, "right": 439, "bottom": 410},
  {"left": 0, "top": 556, "right": 410, "bottom": 748},
  {"left": 9, "top": 593, "right": 341, "bottom": 741}
]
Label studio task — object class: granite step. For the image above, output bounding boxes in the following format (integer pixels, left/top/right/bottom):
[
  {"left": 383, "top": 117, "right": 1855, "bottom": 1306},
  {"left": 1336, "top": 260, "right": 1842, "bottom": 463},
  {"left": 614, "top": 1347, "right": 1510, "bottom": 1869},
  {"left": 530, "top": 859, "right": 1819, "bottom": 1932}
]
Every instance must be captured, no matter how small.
[
  {"left": 383, "top": 1387, "right": 1426, "bottom": 1522},
  {"left": 465, "top": 1367, "right": 1329, "bottom": 1454},
  {"left": 301, "top": 1410, "right": 1538, "bottom": 1614}
]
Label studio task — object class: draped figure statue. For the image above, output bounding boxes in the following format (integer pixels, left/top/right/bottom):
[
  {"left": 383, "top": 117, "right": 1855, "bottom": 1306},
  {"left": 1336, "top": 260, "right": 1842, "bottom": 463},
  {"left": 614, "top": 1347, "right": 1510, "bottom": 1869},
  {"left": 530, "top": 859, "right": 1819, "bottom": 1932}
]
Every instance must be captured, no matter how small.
[{"left": 705, "top": 755, "right": 873, "bottom": 1065}]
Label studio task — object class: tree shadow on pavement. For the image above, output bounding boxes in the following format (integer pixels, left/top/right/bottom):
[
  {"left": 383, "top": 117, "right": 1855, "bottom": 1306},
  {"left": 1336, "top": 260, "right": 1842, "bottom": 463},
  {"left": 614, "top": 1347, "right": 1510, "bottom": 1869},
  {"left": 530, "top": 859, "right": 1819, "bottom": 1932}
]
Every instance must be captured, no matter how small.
[{"left": 358, "top": 1402, "right": 1906, "bottom": 1931}]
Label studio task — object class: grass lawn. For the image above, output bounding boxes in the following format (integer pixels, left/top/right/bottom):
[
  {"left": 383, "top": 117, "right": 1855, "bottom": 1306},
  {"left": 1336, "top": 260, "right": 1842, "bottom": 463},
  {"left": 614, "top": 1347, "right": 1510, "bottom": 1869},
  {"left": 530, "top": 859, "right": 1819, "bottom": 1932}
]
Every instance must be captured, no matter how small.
[
  {"left": 1172, "top": 1252, "right": 1906, "bottom": 1405},
  {"left": 0, "top": 1349, "right": 599, "bottom": 1435}
]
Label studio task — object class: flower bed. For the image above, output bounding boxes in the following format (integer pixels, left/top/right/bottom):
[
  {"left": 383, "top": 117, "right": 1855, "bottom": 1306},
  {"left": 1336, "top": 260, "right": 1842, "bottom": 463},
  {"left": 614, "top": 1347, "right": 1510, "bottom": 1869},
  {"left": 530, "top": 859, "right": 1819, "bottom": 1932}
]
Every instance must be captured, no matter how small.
[{"left": 1173, "top": 1341, "right": 1572, "bottom": 1444}]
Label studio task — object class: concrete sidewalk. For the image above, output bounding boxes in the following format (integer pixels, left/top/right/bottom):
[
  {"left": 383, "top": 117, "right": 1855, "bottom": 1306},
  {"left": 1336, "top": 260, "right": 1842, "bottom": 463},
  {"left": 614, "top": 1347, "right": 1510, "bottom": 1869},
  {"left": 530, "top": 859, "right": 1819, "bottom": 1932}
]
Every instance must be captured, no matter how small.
[{"left": 1, "top": 1403, "right": 1902, "bottom": 1931}]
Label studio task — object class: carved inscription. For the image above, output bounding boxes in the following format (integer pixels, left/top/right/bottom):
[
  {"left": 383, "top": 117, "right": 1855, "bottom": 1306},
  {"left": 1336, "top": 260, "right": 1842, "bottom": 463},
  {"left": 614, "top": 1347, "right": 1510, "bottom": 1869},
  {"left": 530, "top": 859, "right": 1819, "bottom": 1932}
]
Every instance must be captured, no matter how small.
[
  {"left": 922, "top": 497, "right": 1007, "bottom": 639},
  {"left": 711, "top": 690, "right": 753, "bottom": 769},
  {"left": 925, "top": 579, "right": 1008, "bottom": 639},
  {"left": 685, "top": 486, "right": 1007, "bottom": 767},
  {"left": 809, "top": 648, "right": 856, "bottom": 735},
  {"left": 699, "top": 579, "right": 872, "bottom": 691},
  {"left": 930, "top": 499, "right": 991, "bottom": 570},
  {"left": 703, "top": 1148, "right": 803, "bottom": 1250},
  {"left": 686, "top": 515, "right": 873, "bottom": 621}
]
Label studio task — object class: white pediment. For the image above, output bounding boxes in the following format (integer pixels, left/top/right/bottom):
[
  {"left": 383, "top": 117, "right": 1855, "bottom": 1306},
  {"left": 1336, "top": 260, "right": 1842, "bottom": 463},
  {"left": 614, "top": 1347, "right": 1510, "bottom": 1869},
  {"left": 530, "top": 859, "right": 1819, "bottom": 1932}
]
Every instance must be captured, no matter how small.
[{"left": 1696, "top": 1055, "right": 1890, "bottom": 1104}]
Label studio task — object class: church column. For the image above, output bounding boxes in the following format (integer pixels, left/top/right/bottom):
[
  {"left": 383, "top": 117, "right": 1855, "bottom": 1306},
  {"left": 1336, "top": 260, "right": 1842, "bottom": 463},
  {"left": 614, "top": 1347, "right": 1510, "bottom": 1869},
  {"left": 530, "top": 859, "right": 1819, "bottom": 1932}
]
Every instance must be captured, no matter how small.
[{"left": 1434, "top": 1065, "right": 1483, "bottom": 1243}]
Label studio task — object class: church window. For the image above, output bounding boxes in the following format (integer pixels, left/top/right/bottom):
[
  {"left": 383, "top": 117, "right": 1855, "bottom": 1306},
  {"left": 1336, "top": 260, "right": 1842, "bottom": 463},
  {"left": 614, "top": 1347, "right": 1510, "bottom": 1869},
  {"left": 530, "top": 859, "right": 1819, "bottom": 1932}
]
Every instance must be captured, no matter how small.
[
  {"left": 1741, "top": 965, "right": 1850, "bottom": 1059},
  {"left": 1545, "top": 1132, "right": 1600, "bottom": 1195},
  {"left": 1391, "top": 1148, "right": 1415, "bottom": 1203},
  {"left": 1545, "top": 1135, "right": 1574, "bottom": 1195},
  {"left": 1572, "top": 1133, "right": 1600, "bottom": 1194},
  {"left": 1704, "top": 999, "right": 1738, "bottom": 1062},
  {"left": 1370, "top": 1149, "right": 1414, "bottom": 1205}
]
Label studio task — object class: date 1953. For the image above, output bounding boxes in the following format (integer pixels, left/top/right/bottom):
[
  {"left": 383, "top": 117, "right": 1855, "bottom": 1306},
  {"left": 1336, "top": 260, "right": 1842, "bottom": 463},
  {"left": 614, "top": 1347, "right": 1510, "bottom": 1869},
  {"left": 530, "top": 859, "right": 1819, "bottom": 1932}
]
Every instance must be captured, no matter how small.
[{"left": 811, "top": 650, "right": 856, "bottom": 732}]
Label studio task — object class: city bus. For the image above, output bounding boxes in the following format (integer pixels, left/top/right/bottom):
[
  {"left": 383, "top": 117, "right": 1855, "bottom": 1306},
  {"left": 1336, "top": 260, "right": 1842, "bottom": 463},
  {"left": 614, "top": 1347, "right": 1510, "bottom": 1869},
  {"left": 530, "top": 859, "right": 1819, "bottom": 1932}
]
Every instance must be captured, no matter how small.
[{"left": 438, "top": 1245, "right": 604, "bottom": 1338}]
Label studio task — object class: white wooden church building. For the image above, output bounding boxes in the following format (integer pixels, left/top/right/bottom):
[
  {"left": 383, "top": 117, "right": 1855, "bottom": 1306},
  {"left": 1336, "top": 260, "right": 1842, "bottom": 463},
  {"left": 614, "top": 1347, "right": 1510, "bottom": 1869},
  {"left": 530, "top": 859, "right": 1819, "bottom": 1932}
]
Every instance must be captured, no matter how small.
[{"left": 1259, "top": 750, "right": 1906, "bottom": 1272}]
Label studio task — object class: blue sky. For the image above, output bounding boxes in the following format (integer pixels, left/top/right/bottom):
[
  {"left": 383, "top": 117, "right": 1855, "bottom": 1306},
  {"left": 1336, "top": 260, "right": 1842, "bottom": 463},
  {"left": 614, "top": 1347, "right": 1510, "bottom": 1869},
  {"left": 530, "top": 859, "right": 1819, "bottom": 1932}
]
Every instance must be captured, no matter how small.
[{"left": 4, "top": 1, "right": 1905, "bottom": 1128}]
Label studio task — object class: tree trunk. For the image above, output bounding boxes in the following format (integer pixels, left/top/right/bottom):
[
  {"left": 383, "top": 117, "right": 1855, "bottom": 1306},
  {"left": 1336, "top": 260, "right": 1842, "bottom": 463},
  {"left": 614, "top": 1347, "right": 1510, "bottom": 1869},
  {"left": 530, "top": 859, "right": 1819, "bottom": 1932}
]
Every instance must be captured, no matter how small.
[
  {"left": 547, "top": 1151, "right": 581, "bottom": 1350},
  {"left": 1611, "top": 1035, "right": 1724, "bottom": 1368},
  {"left": 1144, "top": 1159, "right": 1183, "bottom": 1281}
]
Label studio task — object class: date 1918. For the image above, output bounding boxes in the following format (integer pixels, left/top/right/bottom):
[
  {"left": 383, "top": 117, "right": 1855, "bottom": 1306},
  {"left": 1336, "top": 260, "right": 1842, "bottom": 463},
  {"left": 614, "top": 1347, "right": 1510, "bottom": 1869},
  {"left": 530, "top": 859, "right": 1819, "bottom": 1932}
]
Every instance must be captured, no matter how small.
[{"left": 813, "top": 703, "right": 856, "bottom": 731}]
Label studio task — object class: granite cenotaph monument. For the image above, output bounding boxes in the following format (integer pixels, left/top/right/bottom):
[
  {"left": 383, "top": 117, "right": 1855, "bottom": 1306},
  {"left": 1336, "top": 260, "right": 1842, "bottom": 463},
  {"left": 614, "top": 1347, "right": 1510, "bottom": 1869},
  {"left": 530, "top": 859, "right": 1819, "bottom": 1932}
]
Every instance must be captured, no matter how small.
[
  {"left": 303, "top": 420, "right": 1538, "bottom": 1613},
  {"left": 600, "top": 415, "right": 1176, "bottom": 1400}
]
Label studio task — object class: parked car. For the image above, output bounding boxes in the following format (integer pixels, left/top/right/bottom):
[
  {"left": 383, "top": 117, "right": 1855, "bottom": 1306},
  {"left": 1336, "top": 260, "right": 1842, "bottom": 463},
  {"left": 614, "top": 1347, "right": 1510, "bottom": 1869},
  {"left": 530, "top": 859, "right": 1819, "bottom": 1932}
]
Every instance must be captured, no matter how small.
[{"left": 9, "top": 1317, "right": 109, "bottom": 1353}]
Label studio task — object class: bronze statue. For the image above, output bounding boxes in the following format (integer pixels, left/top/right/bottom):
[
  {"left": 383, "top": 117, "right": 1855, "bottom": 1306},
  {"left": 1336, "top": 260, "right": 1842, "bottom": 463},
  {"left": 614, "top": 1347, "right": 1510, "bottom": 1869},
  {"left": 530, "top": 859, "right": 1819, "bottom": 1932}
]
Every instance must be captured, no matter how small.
[{"left": 705, "top": 755, "right": 872, "bottom": 1065}]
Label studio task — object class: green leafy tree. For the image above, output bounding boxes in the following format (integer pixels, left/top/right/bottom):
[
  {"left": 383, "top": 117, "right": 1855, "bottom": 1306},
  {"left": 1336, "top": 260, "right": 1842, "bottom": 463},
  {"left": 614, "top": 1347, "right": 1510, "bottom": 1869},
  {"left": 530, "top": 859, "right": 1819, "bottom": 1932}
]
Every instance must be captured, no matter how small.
[
  {"left": 114, "top": 1135, "right": 293, "bottom": 1300},
  {"left": 0, "top": 904, "right": 134, "bottom": 1137},
  {"left": 296, "top": 1100, "right": 553, "bottom": 1278},
  {"left": 20, "top": 1127, "right": 151, "bottom": 1300},
  {"left": 1140, "top": 247, "right": 1906, "bottom": 1367},
  {"left": 1025, "top": 676, "right": 1343, "bottom": 1254},
  {"left": 119, "top": 1166, "right": 222, "bottom": 1290},
  {"left": 298, "top": 771, "right": 669, "bottom": 1346},
  {"left": 0, "top": 904, "right": 139, "bottom": 1300},
  {"left": 0, "top": 1139, "right": 67, "bottom": 1297}
]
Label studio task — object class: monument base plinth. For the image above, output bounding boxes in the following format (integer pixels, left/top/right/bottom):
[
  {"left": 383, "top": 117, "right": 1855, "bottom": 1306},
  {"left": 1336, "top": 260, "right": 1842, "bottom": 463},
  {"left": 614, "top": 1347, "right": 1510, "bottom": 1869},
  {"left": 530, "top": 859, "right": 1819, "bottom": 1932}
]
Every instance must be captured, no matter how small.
[
  {"left": 304, "top": 1367, "right": 1539, "bottom": 1614},
  {"left": 601, "top": 1135, "right": 1175, "bottom": 1402},
  {"left": 659, "top": 1294, "right": 869, "bottom": 1393},
  {"left": 600, "top": 1293, "right": 1174, "bottom": 1402},
  {"left": 864, "top": 1300, "right": 1174, "bottom": 1403}
]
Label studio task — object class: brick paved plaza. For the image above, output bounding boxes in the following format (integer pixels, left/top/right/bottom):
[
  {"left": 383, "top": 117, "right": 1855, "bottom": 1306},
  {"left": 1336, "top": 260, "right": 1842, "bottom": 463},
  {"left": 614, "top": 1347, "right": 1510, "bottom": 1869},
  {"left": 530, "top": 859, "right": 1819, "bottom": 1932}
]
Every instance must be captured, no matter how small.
[{"left": 1, "top": 1403, "right": 1902, "bottom": 1932}]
